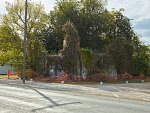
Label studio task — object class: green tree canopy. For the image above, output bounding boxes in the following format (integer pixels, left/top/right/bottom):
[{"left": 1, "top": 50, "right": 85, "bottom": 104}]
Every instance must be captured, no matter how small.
[
  {"left": 49, "top": 0, "right": 107, "bottom": 51},
  {"left": 0, "top": 25, "right": 23, "bottom": 70},
  {"left": 133, "top": 44, "right": 150, "bottom": 76},
  {"left": 1, "top": 0, "right": 49, "bottom": 73}
]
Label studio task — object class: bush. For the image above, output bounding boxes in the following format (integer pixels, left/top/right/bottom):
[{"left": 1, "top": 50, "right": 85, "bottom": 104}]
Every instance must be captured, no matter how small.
[{"left": 17, "top": 69, "right": 44, "bottom": 80}]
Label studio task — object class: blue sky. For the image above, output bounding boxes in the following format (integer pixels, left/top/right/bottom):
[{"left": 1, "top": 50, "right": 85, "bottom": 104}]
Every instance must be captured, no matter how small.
[{"left": 0, "top": 0, "right": 150, "bottom": 44}]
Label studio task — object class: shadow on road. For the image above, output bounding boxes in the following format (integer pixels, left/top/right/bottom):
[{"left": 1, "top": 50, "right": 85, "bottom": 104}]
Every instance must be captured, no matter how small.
[{"left": 29, "top": 87, "right": 81, "bottom": 112}]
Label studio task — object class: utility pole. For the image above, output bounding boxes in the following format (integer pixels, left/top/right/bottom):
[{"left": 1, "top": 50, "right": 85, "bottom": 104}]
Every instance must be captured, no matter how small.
[{"left": 23, "top": 0, "right": 28, "bottom": 84}]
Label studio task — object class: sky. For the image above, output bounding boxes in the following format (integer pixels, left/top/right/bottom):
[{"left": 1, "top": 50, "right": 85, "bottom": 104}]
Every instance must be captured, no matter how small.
[{"left": 0, "top": 0, "right": 150, "bottom": 44}]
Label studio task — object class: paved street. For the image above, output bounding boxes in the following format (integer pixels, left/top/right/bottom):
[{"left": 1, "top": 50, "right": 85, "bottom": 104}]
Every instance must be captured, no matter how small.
[{"left": 0, "top": 82, "right": 150, "bottom": 113}]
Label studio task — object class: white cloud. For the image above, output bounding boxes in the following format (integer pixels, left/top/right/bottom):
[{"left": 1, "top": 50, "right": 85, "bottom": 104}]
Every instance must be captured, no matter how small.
[
  {"left": 107, "top": 0, "right": 150, "bottom": 21},
  {"left": 140, "top": 37, "right": 150, "bottom": 45}
]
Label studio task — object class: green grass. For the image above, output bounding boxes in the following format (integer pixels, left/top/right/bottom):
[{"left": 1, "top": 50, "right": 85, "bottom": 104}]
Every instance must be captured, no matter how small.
[
  {"left": 104, "top": 79, "right": 150, "bottom": 84},
  {"left": 103, "top": 80, "right": 140, "bottom": 84},
  {"left": 65, "top": 81, "right": 99, "bottom": 85},
  {"left": 64, "top": 79, "right": 150, "bottom": 85}
]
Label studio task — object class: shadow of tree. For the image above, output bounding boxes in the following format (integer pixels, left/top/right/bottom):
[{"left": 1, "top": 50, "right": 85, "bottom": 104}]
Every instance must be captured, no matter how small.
[{"left": 29, "top": 87, "right": 81, "bottom": 112}]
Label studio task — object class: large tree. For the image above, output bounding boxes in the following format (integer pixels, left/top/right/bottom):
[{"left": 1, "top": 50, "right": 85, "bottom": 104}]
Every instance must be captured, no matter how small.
[
  {"left": 0, "top": 25, "right": 23, "bottom": 70},
  {"left": 133, "top": 44, "right": 150, "bottom": 76},
  {"left": 49, "top": 0, "right": 107, "bottom": 51},
  {"left": 1, "top": 0, "right": 49, "bottom": 73},
  {"left": 108, "top": 38, "right": 126, "bottom": 75}
]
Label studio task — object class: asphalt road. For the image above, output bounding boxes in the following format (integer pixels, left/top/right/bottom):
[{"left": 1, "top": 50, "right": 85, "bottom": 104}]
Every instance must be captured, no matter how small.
[{"left": 0, "top": 83, "right": 150, "bottom": 113}]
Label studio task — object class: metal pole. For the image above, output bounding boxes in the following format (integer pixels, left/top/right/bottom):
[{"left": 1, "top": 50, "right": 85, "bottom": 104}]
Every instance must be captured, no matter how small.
[{"left": 23, "top": 0, "right": 28, "bottom": 84}]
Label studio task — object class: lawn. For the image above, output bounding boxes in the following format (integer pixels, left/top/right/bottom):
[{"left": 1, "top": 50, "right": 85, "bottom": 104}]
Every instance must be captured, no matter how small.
[
  {"left": 103, "top": 79, "right": 150, "bottom": 84},
  {"left": 64, "top": 79, "right": 150, "bottom": 85}
]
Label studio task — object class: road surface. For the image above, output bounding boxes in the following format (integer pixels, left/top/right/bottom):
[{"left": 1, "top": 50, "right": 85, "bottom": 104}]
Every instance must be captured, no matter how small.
[{"left": 0, "top": 83, "right": 150, "bottom": 113}]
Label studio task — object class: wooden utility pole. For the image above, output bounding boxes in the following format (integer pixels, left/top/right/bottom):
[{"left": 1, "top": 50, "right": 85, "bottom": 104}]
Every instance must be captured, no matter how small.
[{"left": 23, "top": 0, "right": 28, "bottom": 84}]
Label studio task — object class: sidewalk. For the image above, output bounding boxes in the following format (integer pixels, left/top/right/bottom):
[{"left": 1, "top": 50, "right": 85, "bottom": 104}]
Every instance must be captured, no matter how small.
[{"left": 0, "top": 78, "right": 150, "bottom": 102}]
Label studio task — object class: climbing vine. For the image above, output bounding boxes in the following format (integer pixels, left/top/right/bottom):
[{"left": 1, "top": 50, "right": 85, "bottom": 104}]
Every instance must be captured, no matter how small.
[{"left": 62, "top": 21, "right": 82, "bottom": 75}]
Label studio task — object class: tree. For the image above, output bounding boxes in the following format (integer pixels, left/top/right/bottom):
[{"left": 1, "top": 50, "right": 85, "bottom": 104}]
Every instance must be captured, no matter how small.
[
  {"left": 133, "top": 44, "right": 150, "bottom": 76},
  {"left": 35, "top": 26, "right": 59, "bottom": 54},
  {"left": 0, "top": 25, "right": 23, "bottom": 70},
  {"left": 49, "top": 0, "right": 80, "bottom": 51},
  {"left": 101, "top": 9, "right": 134, "bottom": 41},
  {"left": 49, "top": 0, "right": 136, "bottom": 52},
  {"left": 49, "top": 0, "right": 107, "bottom": 51},
  {"left": 108, "top": 38, "right": 126, "bottom": 75},
  {"left": 81, "top": 48, "right": 94, "bottom": 69},
  {"left": 2, "top": 0, "right": 49, "bottom": 73},
  {"left": 101, "top": 9, "right": 139, "bottom": 75}
]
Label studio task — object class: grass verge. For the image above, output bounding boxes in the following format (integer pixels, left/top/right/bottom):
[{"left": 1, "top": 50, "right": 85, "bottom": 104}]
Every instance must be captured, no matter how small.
[{"left": 63, "top": 79, "right": 150, "bottom": 85}]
